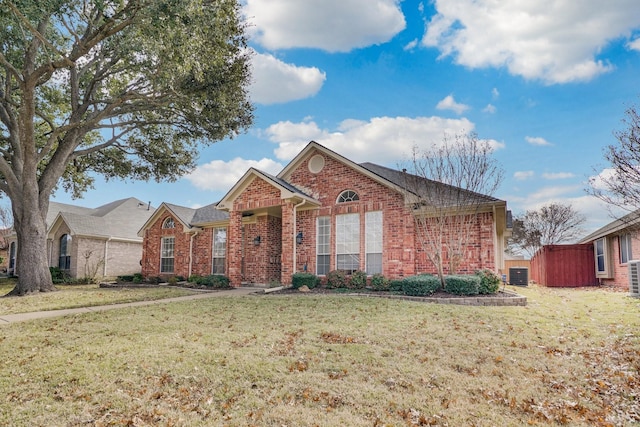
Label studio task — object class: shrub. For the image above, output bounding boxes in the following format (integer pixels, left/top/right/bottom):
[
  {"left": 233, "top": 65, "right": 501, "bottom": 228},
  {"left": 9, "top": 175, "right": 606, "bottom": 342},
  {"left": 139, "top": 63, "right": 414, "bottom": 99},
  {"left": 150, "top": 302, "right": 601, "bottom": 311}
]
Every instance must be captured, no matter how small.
[
  {"left": 402, "top": 274, "right": 440, "bottom": 296},
  {"left": 193, "top": 274, "right": 231, "bottom": 288},
  {"left": 167, "top": 276, "right": 178, "bottom": 285},
  {"left": 444, "top": 275, "right": 480, "bottom": 295},
  {"left": 50, "top": 267, "right": 71, "bottom": 284},
  {"left": 291, "top": 272, "right": 320, "bottom": 289},
  {"left": 388, "top": 279, "right": 405, "bottom": 293},
  {"left": 370, "top": 273, "right": 389, "bottom": 291},
  {"left": 326, "top": 270, "right": 348, "bottom": 289},
  {"left": 117, "top": 275, "right": 134, "bottom": 282},
  {"left": 476, "top": 269, "right": 501, "bottom": 294},
  {"left": 133, "top": 273, "right": 143, "bottom": 284},
  {"left": 349, "top": 270, "right": 368, "bottom": 289},
  {"left": 188, "top": 275, "right": 202, "bottom": 283}
]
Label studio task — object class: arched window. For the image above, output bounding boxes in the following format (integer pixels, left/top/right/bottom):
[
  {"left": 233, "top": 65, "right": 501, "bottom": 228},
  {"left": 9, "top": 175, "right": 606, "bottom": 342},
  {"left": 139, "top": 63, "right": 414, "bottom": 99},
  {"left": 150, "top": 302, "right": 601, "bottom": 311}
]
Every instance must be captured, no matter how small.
[
  {"left": 59, "top": 234, "right": 72, "bottom": 270},
  {"left": 162, "top": 217, "right": 175, "bottom": 229},
  {"left": 337, "top": 190, "right": 359, "bottom": 203}
]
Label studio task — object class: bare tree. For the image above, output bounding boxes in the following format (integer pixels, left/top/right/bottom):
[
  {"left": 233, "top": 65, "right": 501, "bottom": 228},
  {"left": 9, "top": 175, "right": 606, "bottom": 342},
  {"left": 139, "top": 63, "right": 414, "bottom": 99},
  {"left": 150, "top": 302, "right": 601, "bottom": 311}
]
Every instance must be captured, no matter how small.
[
  {"left": 404, "top": 132, "right": 504, "bottom": 286},
  {"left": 509, "top": 203, "right": 586, "bottom": 258},
  {"left": 588, "top": 102, "right": 640, "bottom": 220}
]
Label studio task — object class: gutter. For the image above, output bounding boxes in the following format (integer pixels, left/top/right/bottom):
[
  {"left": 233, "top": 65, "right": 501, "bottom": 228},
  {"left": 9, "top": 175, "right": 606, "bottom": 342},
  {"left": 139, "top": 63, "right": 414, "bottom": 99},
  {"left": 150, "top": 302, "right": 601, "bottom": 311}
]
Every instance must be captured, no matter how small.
[
  {"left": 188, "top": 229, "right": 201, "bottom": 278},
  {"left": 292, "top": 199, "right": 306, "bottom": 273}
]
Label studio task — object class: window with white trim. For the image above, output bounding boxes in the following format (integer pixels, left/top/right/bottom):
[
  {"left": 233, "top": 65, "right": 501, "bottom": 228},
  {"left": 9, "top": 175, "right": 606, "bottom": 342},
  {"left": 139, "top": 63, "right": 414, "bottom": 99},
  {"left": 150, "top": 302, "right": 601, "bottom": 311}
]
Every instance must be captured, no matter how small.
[
  {"left": 212, "top": 228, "right": 226, "bottom": 274},
  {"left": 161, "top": 236, "right": 175, "bottom": 273},
  {"left": 316, "top": 216, "right": 330, "bottom": 275},
  {"left": 365, "top": 211, "right": 383, "bottom": 274},
  {"left": 59, "top": 234, "right": 71, "bottom": 270},
  {"left": 594, "top": 237, "right": 612, "bottom": 278},
  {"left": 619, "top": 234, "right": 633, "bottom": 264},
  {"left": 162, "top": 217, "right": 175, "bottom": 229},
  {"left": 336, "top": 213, "right": 359, "bottom": 273},
  {"left": 337, "top": 190, "right": 359, "bottom": 203}
]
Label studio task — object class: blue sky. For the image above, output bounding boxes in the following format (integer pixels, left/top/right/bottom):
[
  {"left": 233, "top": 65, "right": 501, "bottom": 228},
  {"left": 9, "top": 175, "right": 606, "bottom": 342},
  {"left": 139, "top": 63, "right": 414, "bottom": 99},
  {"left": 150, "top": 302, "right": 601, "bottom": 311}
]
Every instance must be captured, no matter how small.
[{"left": 52, "top": 0, "right": 640, "bottom": 236}]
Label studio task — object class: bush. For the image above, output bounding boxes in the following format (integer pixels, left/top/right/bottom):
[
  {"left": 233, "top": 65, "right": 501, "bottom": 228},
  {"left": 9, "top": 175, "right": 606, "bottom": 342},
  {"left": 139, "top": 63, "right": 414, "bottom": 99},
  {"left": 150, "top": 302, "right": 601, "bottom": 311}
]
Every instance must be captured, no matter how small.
[
  {"left": 190, "top": 274, "right": 231, "bottom": 288},
  {"left": 370, "top": 273, "right": 389, "bottom": 291},
  {"left": 291, "top": 272, "right": 320, "bottom": 289},
  {"left": 133, "top": 273, "right": 143, "bottom": 284},
  {"left": 49, "top": 267, "right": 71, "bottom": 284},
  {"left": 117, "top": 275, "right": 134, "bottom": 282},
  {"left": 444, "top": 275, "right": 480, "bottom": 296},
  {"left": 388, "top": 279, "right": 404, "bottom": 293},
  {"left": 349, "top": 270, "right": 368, "bottom": 289},
  {"left": 476, "top": 269, "right": 500, "bottom": 294},
  {"left": 325, "top": 270, "right": 349, "bottom": 289},
  {"left": 402, "top": 274, "right": 441, "bottom": 296}
]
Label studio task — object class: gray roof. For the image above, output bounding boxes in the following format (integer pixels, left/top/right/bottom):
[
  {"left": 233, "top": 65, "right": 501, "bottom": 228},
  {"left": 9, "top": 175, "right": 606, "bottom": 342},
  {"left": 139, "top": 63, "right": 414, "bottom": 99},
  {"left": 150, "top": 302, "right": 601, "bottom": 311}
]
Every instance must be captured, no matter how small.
[
  {"left": 50, "top": 197, "right": 156, "bottom": 241},
  {"left": 579, "top": 209, "right": 640, "bottom": 243},
  {"left": 359, "top": 162, "right": 502, "bottom": 206},
  {"left": 163, "top": 202, "right": 229, "bottom": 228}
]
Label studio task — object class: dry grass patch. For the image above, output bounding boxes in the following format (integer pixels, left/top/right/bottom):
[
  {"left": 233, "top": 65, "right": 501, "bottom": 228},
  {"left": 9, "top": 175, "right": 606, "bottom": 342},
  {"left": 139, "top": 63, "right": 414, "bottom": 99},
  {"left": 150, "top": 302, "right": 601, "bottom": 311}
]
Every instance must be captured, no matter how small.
[
  {"left": 0, "top": 279, "right": 198, "bottom": 315},
  {"left": 0, "top": 285, "right": 638, "bottom": 426}
]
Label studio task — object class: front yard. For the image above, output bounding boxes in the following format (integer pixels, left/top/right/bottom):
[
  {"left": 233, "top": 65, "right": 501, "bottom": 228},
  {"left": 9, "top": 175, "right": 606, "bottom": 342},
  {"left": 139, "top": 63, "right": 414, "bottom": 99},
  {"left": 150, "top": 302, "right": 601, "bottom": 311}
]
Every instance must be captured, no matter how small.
[{"left": 0, "top": 284, "right": 638, "bottom": 426}]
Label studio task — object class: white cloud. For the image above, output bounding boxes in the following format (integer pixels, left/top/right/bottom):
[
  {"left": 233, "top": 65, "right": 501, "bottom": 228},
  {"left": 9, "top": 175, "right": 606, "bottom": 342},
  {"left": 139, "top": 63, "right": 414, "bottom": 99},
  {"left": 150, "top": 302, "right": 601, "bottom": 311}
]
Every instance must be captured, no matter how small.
[
  {"left": 264, "top": 116, "right": 483, "bottom": 163},
  {"left": 404, "top": 39, "right": 419, "bottom": 51},
  {"left": 436, "top": 94, "right": 470, "bottom": 115},
  {"left": 422, "top": 0, "right": 640, "bottom": 84},
  {"left": 186, "top": 157, "right": 284, "bottom": 191},
  {"left": 514, "top": 171, "right": 535, "bottom": 180},
  {"left": 249, "top": 52, "right": 326, "bottom": 104},
  {"left": 542, "top": 172, "right": 575, "bottom": 180},
  {"left": 483, "top": 104, "right": 496, "bottom": 114},
  {"left": 525, "top": 136, "right": 552, "bottom": 146},
  {"left": 628, "top": 37, "right": 640, "bottom": 51},
  {"left": 244, "top": 0, "right": 405, "bottom": 52},
  {"left": 492, "top": 88, "right": 500, "bottom": 99}
]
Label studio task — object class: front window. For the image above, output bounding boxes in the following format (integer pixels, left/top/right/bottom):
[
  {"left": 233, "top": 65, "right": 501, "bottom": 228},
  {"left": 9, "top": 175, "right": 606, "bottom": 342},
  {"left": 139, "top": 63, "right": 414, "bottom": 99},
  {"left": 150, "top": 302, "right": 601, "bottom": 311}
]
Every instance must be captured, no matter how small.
[
  {"left": 365, "top": 211, "right": 383, "bottom": 274},
  {"left": 161, "top": 237, "right": 175, "bottom": 273},
  {"left": 619, "top": 234, "right": 633, "bottom": 264},
  {"left": 316, "top": 216, "right": 330, "bottom": 275},
  {"left": 9, "top": 242, "right": 15, "bottom": 269},
  {"left": 212, "top": 228, "right": 226, "bottom": 274},
  {"left": 336, "top": 213, "right": 359, "bottom": 274},
  {"left": 59, "top": 234, "right": 71, "bottom": 270}
]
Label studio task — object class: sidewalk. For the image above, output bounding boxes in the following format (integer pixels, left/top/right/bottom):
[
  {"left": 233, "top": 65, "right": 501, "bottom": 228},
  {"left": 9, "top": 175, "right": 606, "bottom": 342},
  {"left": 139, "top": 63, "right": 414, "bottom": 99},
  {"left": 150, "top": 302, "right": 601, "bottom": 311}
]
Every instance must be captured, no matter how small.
[{"left": 0, "top": 286, "right": 263, "bottom": 325}]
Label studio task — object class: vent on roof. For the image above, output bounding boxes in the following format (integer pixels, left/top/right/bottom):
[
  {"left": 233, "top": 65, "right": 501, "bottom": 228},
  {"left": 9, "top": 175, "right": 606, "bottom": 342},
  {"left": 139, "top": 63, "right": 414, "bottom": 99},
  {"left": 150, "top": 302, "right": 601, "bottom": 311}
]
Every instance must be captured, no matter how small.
[{"left": 628, "top": 260, "right": 640, "bottom": 297}]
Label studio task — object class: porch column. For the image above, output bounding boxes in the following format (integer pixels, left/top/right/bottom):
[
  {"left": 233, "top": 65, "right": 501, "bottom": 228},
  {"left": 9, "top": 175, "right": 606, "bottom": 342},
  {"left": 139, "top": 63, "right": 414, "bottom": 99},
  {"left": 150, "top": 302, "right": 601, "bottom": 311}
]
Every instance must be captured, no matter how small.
[
  {"left": 228, "top": 210, "right": 243, "bottom": 287},
  {"left": 281, "top": 201, "right": 295, "bottom": 285}
]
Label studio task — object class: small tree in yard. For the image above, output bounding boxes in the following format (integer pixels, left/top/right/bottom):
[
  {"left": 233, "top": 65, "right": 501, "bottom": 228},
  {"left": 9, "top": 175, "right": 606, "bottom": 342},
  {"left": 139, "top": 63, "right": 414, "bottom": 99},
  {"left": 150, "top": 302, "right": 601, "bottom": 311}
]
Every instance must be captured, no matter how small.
[
  {"left": 403, "top": 132, "right": 504, "bottom": 287},
  {"left": 509, "top": 203, "right": 586, "bottom": 258},
  {"left": 0, "top": 0, "right": 253, "bottom": 295}
]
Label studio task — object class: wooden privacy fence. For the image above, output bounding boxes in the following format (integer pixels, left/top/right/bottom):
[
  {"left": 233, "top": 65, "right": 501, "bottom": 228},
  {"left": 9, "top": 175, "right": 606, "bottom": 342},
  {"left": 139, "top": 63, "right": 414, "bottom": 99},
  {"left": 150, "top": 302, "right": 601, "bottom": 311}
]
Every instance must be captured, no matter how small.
[{"left": 530, "top": 244, "right": 597, "bottom": 287}]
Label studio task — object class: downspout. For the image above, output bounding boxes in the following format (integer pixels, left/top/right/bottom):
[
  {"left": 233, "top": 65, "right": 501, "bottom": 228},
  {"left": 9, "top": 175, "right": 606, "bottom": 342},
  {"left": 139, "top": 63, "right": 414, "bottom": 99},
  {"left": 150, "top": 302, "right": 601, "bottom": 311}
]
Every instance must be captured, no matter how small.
[
  {"left": 492, "top": 205, "right": 498, "bottom": 273},
  {"left": 103, "top": 237, "right": 112, "bottom": 277},
  {"left": 188, "top": 230, "right": 200, "bottom": 278},
  {"left": 292, "top": 199, "right": 306, "bottom": 274}
]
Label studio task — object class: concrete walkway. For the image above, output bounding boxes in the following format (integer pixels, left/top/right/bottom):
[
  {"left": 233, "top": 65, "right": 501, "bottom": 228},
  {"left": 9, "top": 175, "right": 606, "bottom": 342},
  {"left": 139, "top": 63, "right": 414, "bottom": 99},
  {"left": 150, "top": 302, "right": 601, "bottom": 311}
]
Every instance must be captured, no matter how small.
[{"left": 0, "top": 286, "right": 263, "bottom": 325}]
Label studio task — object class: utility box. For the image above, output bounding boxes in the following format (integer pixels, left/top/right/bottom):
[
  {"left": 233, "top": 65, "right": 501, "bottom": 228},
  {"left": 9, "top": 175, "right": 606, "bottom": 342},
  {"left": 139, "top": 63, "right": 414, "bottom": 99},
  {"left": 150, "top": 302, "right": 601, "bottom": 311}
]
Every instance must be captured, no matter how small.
[{"left": 509, "top": 267, "right": 528, "bottom": 286}]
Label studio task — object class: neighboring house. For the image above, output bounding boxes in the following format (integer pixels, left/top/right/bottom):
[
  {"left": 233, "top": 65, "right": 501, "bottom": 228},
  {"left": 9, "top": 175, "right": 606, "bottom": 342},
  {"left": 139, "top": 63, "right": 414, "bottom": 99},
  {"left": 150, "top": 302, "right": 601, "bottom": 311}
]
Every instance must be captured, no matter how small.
[
  {"left": 7, "top": 197, "right": 155, "bottom": 279},
  {"left": 140, "top": 141, "right": 511, "bottom": 286},
  {"left": 578, "top": 210, "right": 640, "bottom": 288}
]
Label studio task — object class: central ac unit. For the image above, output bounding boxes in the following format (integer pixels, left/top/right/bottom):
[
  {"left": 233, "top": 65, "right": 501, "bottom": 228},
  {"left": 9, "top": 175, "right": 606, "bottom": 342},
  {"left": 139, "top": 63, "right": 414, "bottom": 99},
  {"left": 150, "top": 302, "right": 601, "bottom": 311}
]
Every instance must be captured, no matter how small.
[{"left": 628, "top": 260, "right": 640, "bottom": 297}]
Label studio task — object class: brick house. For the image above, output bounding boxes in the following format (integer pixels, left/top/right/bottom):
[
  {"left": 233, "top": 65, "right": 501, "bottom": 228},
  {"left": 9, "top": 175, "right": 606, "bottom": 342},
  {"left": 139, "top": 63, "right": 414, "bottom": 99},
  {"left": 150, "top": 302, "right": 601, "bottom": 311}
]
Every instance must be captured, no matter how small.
[
  {"left": 139, "top": 142, "right": 510, "bottom": 286},
  {"left": 577, "top": 210, "right": 640, "bottom": 288},
  {"left": 7, "top": 197, "right": 155, "bottom": 279}
]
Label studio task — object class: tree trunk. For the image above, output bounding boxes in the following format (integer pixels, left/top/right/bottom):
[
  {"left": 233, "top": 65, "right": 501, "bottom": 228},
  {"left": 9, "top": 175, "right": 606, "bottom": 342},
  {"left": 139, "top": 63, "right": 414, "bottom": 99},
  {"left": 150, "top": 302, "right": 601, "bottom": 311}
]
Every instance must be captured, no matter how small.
[{"left": 7, "top": 197, "right": 55, "bottom": 296}]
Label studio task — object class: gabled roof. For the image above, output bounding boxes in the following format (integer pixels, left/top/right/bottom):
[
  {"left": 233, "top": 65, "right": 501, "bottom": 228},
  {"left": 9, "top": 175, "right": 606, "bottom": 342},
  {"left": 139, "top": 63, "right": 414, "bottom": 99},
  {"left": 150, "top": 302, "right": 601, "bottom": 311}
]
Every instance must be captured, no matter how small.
[
  {"left": 579, "top": 209, "right": 640, "bottom": 243},
  {"left": 216, "top": 167, "right": 320, "bottom": 211},
  {"left": 48, "top": 197, "right": 156, "bottom": 241},
  {"left": 138, "top": 201, "right": 230, "bottom": 236},
  {"left": 277, "top": 141, "right": 408, "bottom": 195}
]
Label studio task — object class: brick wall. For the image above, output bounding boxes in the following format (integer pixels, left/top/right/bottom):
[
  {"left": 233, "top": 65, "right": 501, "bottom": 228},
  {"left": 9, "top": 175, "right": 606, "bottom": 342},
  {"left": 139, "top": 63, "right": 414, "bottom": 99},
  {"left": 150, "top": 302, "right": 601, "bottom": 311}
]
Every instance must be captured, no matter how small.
[{"left": 142, "top": 211, "right": 193, "bottom": 279}]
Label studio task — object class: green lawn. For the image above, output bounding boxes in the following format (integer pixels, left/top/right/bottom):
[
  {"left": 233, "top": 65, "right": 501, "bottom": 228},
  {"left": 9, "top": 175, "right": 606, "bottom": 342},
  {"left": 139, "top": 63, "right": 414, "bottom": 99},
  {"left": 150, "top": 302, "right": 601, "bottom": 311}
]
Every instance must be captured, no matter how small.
[
  {"left": 0, "top": 278, "right": 198, "bottom": 315},
  {"left": 0, "top": 285, "right": 638, "bottom": 426}
]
